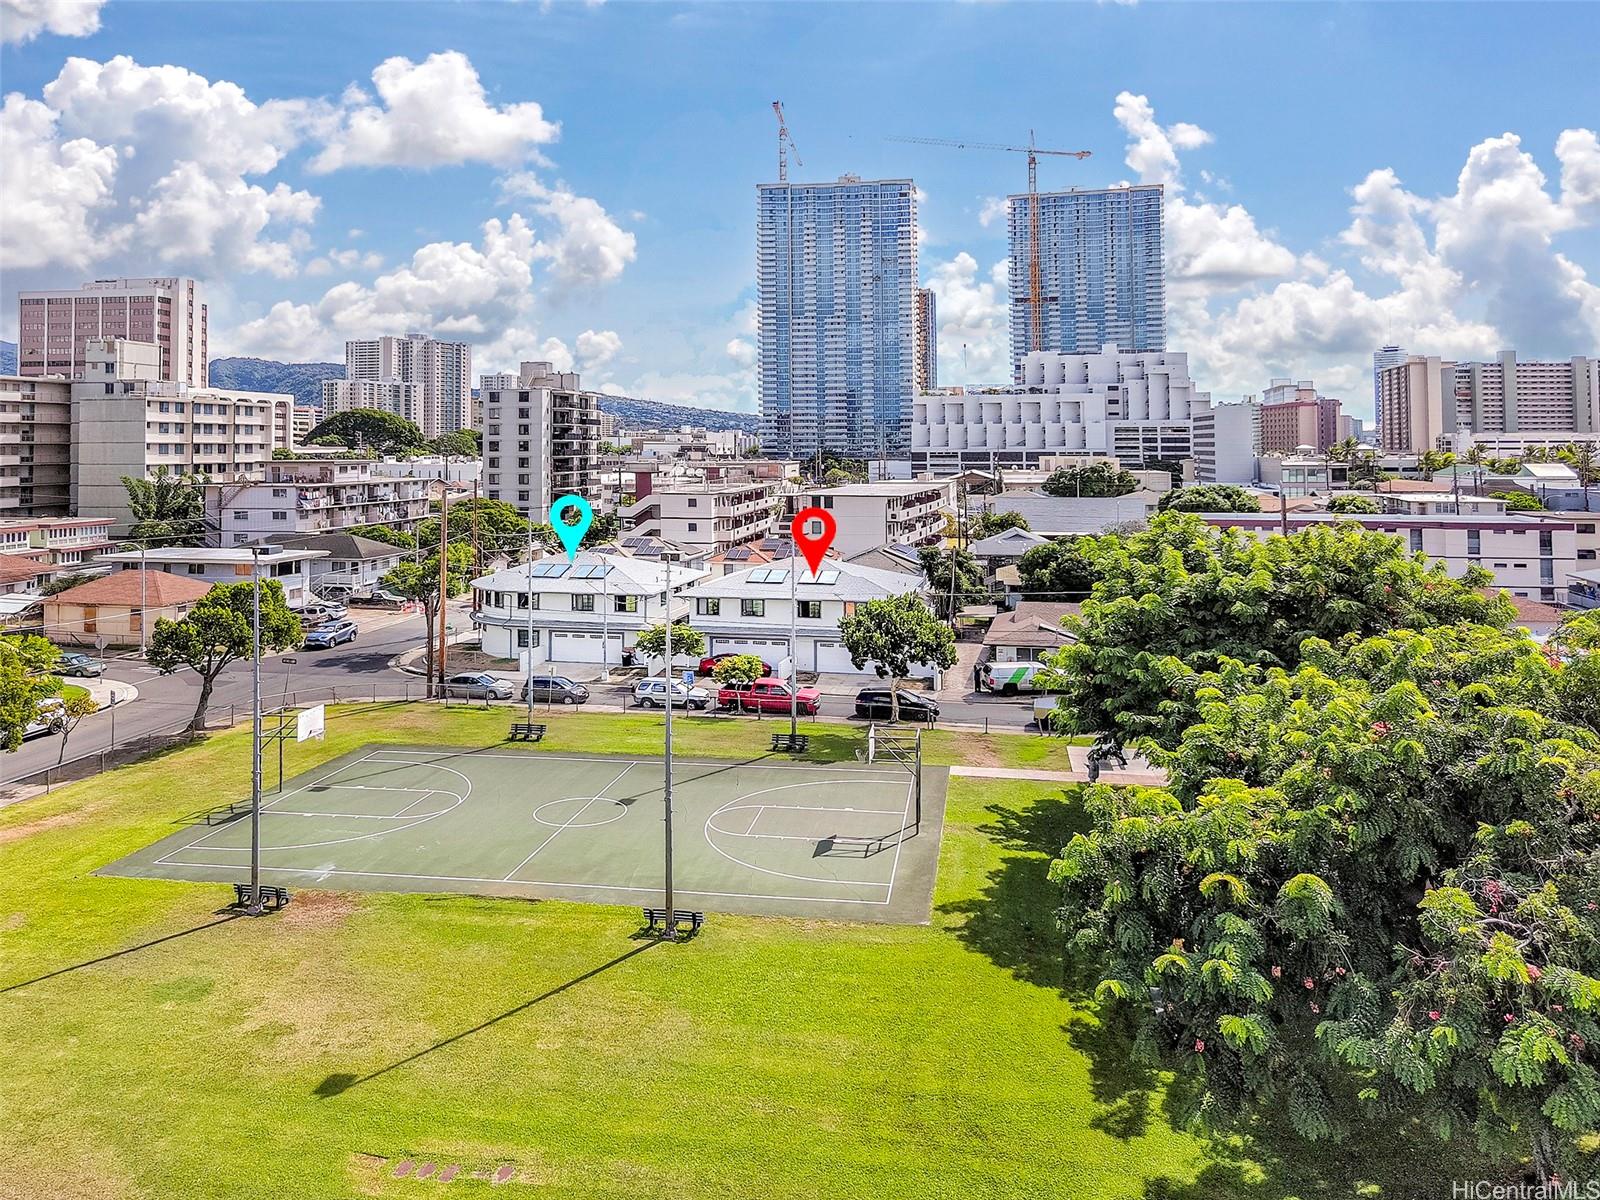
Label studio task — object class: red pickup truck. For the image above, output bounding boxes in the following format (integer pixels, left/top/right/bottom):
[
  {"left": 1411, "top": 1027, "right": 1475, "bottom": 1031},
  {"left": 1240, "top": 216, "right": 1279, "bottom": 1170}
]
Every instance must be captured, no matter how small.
[{"left": 717, "top": 677, "right": 822, "bottom": 716}]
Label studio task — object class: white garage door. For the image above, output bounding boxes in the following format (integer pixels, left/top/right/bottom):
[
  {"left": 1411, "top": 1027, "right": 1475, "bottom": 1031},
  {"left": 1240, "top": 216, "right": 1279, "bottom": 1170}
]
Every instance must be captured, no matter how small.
[
  {"left": 549, "top": 632, "right": 623, "bottom": 664},
  {"left": 711, "top": 638, "right": 789, "bottom": 661},
  {"left": 814, "top": 641, "right": 859, "bottom": 673}
]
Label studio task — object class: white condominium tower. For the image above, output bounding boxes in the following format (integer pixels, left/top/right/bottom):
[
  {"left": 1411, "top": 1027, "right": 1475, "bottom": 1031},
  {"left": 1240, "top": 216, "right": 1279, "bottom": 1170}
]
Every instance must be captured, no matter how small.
[
  {"left": 342, "top": 333, "right": 471, "bottom": 438},
  {"left": 757, "top": 175, "right": 917, "bottom": 458},
  {"left": 17, "top": 277, "right": 208, "bottom": 386},
  {"left": 479, "top": 361, "right": 600, "bottom": 521},
  {"left": 1007, "top": 185, "right": 1165, "bottom": 379}
]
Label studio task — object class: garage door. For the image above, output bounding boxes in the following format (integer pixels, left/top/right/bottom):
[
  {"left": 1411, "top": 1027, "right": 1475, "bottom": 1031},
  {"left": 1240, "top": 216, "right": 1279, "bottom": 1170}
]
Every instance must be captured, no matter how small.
[
  {"left": 711, "top": 637, "right": 789, "bottom": 660},
  {"left": 814, "top": 641, "right": 859, "bottom": 673},
  {"left": 549, "top": 632, "right": 624, "bottom": 664}
]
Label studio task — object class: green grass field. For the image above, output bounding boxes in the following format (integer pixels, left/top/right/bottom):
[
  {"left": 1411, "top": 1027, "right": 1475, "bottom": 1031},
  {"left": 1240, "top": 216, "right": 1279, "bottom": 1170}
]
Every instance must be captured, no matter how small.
[{"left": 0, "top": 705, "right": 1473, "bottom": 1198}]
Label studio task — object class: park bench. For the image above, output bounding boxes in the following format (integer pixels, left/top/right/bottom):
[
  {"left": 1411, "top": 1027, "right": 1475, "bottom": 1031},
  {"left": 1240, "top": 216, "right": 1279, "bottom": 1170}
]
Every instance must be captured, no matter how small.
[
  {"left": 508, "top": 722, "right": 548, "bottom": 742},
  {"left": 770, "top": 732, "right": 809, "bottom": 753},
  {"left": 231, "top": 883, "right": 290, "bottom": 912},
  {"left": 642, "top": 906, "right": 704, "bottom": 936}
]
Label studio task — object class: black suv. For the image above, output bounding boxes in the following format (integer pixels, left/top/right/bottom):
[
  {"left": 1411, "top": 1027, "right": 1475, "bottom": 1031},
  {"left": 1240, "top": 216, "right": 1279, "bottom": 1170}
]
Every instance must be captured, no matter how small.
[
  {"left": 520, "top": 676, "right": 591, "bottom": 705},
  {"left": 853, "top": 689, "right": 939, "bottom": 723}
]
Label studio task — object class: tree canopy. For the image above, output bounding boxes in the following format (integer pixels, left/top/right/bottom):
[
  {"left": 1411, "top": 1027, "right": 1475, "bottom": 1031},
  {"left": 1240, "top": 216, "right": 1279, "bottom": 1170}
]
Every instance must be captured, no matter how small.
[
  {"left": 1042, "top": 463, "right": 1138, "bottom": 498},
  {"left": 146, "top": 581, "right": 301, "bottom": 731},
  {"left": 634, "top": 621, "right": 705, "bottom": 662},
  {"left": 969, "top": 510, "right": 1031, "bottom": 539},
  {"left": 417, "top": 498, "right": 533, "bottom": 563},
  {"left": 1055, "top": 622, "right": 1600, "bottom": 1177},
  {"left": 1490, "top": 490, "right": 1546, "bottom": 512},
  {"left": 346, "top": 524, "right": 418, "bottom": 550},
  {"left": 304, "top": 409, "right": 427, "bottom": 455},
  {"left": 711, "top": 654, "right": 766, "bottom": 687},
  {"left": 1158, "top": 484, "right": 1263, "bottom": 513},
  {"left": 0, "top": 635, "right": 64, "bottom": 752},
  {"left": 917, "top": 546, "right": 986, "bottom": 621},
  {"left": 1040, "top": 513, "right": 1513, "bottom": 746},
  {"left": 430, "top": 429, "right": 481, "bottom": 458},
  {"left": 1015, "top": 538, "right": 1100, "bottom": 601},
  {"left": 1327, "top": 494, "right": 1381, "bottom": 514},
  {"left": 381, "top": 545, "right": 473, "bottom": 695},
  {"left": 123, "top": 469, "right": 208, "bottom": 546},
  {"left": 838, "top": 593, "right": 955, "bottom": 722}
]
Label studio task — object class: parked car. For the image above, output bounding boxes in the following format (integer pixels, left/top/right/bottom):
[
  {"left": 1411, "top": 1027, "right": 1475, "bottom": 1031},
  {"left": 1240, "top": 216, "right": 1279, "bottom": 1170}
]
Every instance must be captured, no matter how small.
[
  {"left": 520, "top": 675, "right": 590, "bottom": 705},
  {"left": 981, "top": 660, "right": 1051, "bottom": 696},
  {"left": 718, "top": 677, "right": 822, "bottom": 716},
  {"left": 295, "top": 600, "right": 347, "bottom": 625},
  {"left": 55, "top": 652, "right": 105, "bottom": 678},
  {"left": 633, "top": 678, "right": 712, "bottom": 710},
  {"left": 302, "top": 619, "right": 358, "bottom": 649},
  {"left": 698, "top": 652, "right": 774, "bottom": 677},
  {"left": 356, "top": 589, "right": 409, "bottom": 609},
  {"left": 443, "top": 672, "right": 515, "bottom": 700},
  {"left": 22, "top": 698, "right": 64, "bottom": 740},
  {"left": 853, "top": 688, "right": 939, "bottom": 723}
]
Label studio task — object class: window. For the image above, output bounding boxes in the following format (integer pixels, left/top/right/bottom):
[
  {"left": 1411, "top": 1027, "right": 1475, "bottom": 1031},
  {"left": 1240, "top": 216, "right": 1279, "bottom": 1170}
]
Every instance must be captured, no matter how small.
[
  {"left": 614, "top": 594, "right": 638, "bottom": 613},
  {"left": 516, "top": 629, "right": 530, "bottom": 649},
  {"left": 272, "top": 488, "right": 287, "bottom": 498},
  {"left": 687, "top": 498, "right": 697, "bottom": 508},
  {"left": 1467, "top": 529, "right": 1481, "bottom": 556},
  {"left": 1408, "top": 529, "right": 1422, "bottom": 552},
  {"left": 697, "top": 598, "right": 720, "bottom": 616},
  {"left": 741, "top": 598, "right": 765, "bottom": 617},
  {"left": 233, "top": 511, "right": 247, "bottom": 521},
  {"left": 186, "top": 564, "right": 205, "bottom": 575},
  {"left": 572, "top": 594, "right": 595, "bottom": 612},
  {"left": 687, "top": 522, "right": 698, "bottom": 532},
  {"left": 272, "top": 511, "right": 287, "bottom": 521},
  {"left": 798, "top": 600, "right": 822, "bottom": 619}
]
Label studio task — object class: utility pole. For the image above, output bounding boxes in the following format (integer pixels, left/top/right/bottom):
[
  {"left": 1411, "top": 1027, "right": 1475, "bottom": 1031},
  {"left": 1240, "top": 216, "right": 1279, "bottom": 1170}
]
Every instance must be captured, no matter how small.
[
  {"left": 789, "top": 555, "right": 799, "bottom": 741},
  {"left": 662, "top": 551, "right": 678, "bottom": 940},
  {"left": 248, "top": 545, "right": 264, "bottom": 915},
  {"left": 600, "top": 556, "right": 611, "bottom": 684},
  {"left": 435, "top": 488, "right": 450, "bottom": 699},
  {"left": 138, "top": 542, "right": 148, "bottom": 656},
  {"left": 470, "top": 479, "right": 481, "bottom": 577},
  {"left": 524, "top": 524, "right": 536, "bottom": 723}
]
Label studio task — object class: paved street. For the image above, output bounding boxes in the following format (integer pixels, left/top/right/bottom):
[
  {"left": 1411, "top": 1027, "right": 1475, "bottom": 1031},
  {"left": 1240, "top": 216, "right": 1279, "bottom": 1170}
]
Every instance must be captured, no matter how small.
[{"left": 3, "top": 604, "right": 1040, "bottom": 787}]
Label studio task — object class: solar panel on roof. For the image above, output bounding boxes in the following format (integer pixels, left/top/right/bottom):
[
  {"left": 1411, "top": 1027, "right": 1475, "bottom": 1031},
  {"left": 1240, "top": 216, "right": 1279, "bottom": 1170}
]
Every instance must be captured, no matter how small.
[
  {"left": 529, "top": 561, "right": 569, "bottom": 578},
  {"left": 809, "top": 569, "right": 840, "bottom": 585},
  {"left": 572, "top": 563, "right": 611, "bottom": 579}
]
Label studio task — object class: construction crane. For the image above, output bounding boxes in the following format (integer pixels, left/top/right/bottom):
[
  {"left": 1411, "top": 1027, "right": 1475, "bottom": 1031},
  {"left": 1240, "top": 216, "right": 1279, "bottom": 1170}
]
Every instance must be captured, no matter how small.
[
  {"left": 888, "top": 133, "right": 1090, "bottom": 353},
  {"left": 772, "top": 101, "right": 802, "bottom": 183}
]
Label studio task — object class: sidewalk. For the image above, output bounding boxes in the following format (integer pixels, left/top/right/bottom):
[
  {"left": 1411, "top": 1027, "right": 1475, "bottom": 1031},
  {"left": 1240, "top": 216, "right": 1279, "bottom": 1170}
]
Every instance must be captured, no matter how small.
[
  {"left": 951, "top": 748, "right": 1168, "bottom": 787},
  {"left": 78, "top": 676, "right": 140, "bottom": 709}
]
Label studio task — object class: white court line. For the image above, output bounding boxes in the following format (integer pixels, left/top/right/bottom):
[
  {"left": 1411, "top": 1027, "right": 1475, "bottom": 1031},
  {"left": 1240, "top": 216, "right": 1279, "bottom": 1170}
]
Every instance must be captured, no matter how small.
[
  {"left": 365, "top": 749, "right": 909, "bottom": 780},
  {"left": 153, "top": 858, "right": 892, "bottom": 906},
  {"left": 700, "top": 781, "right": 905, "bottom": 893},
  {"left": 393, "top": 790, "right": 436, "bottom": 817},
  {"left": 500, "top": 761, "right": 636, "bottom": 882},
  {"left": 248, "top": 808, "right": 444, "bottom": 821},
  {"left": 884, "top": 776, "right": 915, "bottom": 906},
  {"left": 156, "top": 754, "right": 382, "bottom": 863},
  {"left": 743, "top": 806, "right": 763, "bottom": 835}
]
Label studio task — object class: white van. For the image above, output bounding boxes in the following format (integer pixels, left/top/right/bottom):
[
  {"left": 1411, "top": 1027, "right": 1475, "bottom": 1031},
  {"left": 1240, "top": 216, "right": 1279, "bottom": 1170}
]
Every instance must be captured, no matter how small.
[{"left": 982, "top": 660, "right": 1051, "bottom": 695}]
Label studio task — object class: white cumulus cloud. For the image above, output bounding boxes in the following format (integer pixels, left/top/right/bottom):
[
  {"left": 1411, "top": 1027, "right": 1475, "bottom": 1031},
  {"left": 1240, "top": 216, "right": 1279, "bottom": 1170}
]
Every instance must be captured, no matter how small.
[
  {"left": 1, "top": 0, "right": 105, "bottom": 44},
  {"left": 576, "top": 328, "right": 622, "bottom": 370},
  {"left": 502, "top": 172, "right": 637, "bottom": 292},
  {"left": 926, "top": 252, "right": 1009, "bottom": 382}
]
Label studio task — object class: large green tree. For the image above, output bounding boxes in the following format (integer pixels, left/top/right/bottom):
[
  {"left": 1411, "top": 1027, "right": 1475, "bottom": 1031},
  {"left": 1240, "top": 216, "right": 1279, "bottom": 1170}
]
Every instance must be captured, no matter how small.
[
  {"left": 1055, "top": 623, "right": 1600, "bottom": 1179},
  {"left": 430, "top": 429, "right": 481, "bottom": 458},
  {"left": 0, "top": 635, "right": 63, "bottom": 752},
  {"left": 304, "top": 409, "right": 427, "bottom": 455},
  {"left": 838, "top": 594, "right": 956, "bottom": 722},
  {"left": 1041, "top": 513, "right": 1513, "bottom": 747},
  {"left": 969, "top": 510, "right": 1031, "bottom": 539},
  {"left": 1158, "top": 484, "right": 1262, "bottom": 513},
  {"left": 1490, "top": 490, "right": 1546, "bottom": 512},
  {"left": 917, "top": 546, "right": 987, "bottom": 621},
  {"left": 1042, "top": 463, "right": 1138, "bottom": 498},
  {"left": 1016, "top": 538, "right": 1100, "bottom": 601},
  {"left": 381, "top": 545, "right": 473, "bottom": 697},
  {"left": 146, "top": 581, "right": 301, "bottom": 732},
  {"left": 1327, "top": 494, "right": 1381, "bottom": 514},
  {"left": 347, "top": 524, "right": 418, "bottom": 550},
  {"left": 633, "top": 621, "right": 706, "bottom": 664},
  {"left": 417, "top": 498, "right": 533, "bottom": 566},
  {"left": 123, "top": 469, "right": 208, "bottom": 547}
]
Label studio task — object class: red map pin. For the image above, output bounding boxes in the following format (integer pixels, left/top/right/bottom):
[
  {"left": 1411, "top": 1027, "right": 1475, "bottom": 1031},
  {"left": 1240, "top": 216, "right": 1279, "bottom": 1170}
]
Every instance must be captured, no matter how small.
[{"left": 790, "top": 506, "right": 837, "bottom": 574}]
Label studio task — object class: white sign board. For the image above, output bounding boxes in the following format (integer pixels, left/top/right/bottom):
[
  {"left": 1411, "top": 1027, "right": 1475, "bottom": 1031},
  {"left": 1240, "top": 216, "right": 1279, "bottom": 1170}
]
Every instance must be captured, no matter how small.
[
  {"left": 777, "top": 656, "right": 794, "bottom": 680},
  {"left": 295, "top": 703, "right": 326, "bottom": 742}
]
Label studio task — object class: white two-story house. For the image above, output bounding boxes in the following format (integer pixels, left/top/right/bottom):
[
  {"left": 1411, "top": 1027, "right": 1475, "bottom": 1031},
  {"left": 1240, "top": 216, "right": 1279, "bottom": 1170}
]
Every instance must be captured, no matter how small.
[
  {"left": 680, "top": 556, "right": 940, "bottom": 678},
  {"left": 471, "top": 551, "right": 709, "bottom": 667}
]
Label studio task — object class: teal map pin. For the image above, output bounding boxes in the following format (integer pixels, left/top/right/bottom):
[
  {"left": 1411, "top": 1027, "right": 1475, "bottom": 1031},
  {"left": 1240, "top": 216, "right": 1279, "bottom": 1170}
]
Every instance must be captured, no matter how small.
[{"left": 549, "top": 493, "right": 593, "bottom": 561}]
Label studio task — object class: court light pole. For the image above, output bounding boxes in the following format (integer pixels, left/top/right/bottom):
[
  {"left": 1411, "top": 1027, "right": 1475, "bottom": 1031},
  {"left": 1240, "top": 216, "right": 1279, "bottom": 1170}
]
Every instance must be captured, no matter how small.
[
  {"left": 248, "top": 545, "right": 264, "bottom": 916},
  {"left": 524, "top": 525, "right": 536, "bottom": 725},
  {"left": 662, "top": 549, "right": 678, "bottom": 940},
  {"left": 789, "top": 553, "right": 799, "bottom": 741}
]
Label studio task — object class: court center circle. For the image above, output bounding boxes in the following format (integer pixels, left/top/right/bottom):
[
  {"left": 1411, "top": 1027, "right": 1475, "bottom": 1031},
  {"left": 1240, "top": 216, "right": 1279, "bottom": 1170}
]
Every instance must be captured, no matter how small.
[{"left": 532, "top": 796, "right": 629, "bottom": 828}]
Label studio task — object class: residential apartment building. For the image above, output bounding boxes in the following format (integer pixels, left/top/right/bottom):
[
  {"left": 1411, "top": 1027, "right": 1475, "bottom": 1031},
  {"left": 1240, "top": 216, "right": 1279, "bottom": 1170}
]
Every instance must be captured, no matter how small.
[
  {"left": 912, "top": 345, "right": 1208, "bottom": 472},
  {"left": 342, "top": 333, "right": 471, "bottom": 437},
  {"left": 1007, "top": 185, "right": 1166, "bottom": 376},
  {"left": 1258, "top": 455, "right": 1349, "bottom": 497},
  {"left": 794, "top": 480, "right": 953, "bottom": 559},
  {"left": 267, "top": 531, "right": 406, "bottom": 599},
  {"left": 1204, "top": 511, "right": 1579, "bottom": 605},
  {"left": 1373, "top": 345, "right": 1407, "bottom": 412},
  {"left": 17, "top": 276, "right": 207, "bottom": 386},
  {"left": 914, "top": 286, "right": 937, "bottom": 393},
  {"left": 681, "top": 556, "right": 936, "bottom": 677},
  {"left": 1378, "top": 355, "right": 1455, "bottom": 453},
  {"left": 471, "top": 551, "right": 709, "bottom": 667},
  {"left": 1192, "top": 400, "right": 1261, "bottom": 484},
  {"left": 0, "top": 516, "right": 117, "bottom": 595},
  {"left": 320, "top": 378, "right": 426, "bottom": 433},
  {"left": 70, "top": 340, "right": 285, "bottom": 534},
  {"left": 205, "top": 458, "right": 430, "bottom": 545},
  {"left": 758, "top": 175, "right": 917, "bottom": 457},
  {"left": 94, "top": 545, "right": 327, "bottom": 607},
  {"left": 293, "top": 406, "right": 320, "bottom": 443},
  {"left": 0, "top": 375, "right": 71, "bottom": 515},
  {"left": 480, "top": 361, "right": 600, "bottom": 522},
  {"left": 623, "top": 473, "right": 784, "bottom": 556},
  {"left": 1444, "top": 430, "right": 1600, "bottom": 459},
  {"left": 1259, "top": 379, "right": 1341, "bottom": 453},
  {"left": 1452, "top": 353, "right": 1599, "bottom": 435}
]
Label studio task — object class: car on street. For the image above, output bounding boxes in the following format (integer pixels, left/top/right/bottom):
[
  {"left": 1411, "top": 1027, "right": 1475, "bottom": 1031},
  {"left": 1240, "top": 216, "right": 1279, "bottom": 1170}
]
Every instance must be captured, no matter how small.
[
  {"left": 520, "top": 675, "right": 590, "bottom": 705},
  {"left": 55, "top": 652, "right": 105, "bottom": 678},
  {"left": 698, "top": 652, "right": 774, "bottom": 677},
  {"left": 295, "top": 600, "right": 347, "bottom": 625},
  {"left": 718, "top": 677, "right": 822, "bottom": 716},
  {"left": 853, "top": 688, "right": 939, "bottom": 723},
  {"left": 981, "top": 660, "right": 1051, "bottom": 696},
  {"left": 633, "top": 678, "right": 712, "bottom": 710},
  {"left": 302, "top": 619, "right": 358, "bottom": 648},
  {"left": 443, "top": 672, "right": 515, "bottom": 700},
  {"left": 356, "top": 589, "right": 409, "bottom": 609},
  {"left": 22, "top": 698, "right": 64, "bottom": 740}
]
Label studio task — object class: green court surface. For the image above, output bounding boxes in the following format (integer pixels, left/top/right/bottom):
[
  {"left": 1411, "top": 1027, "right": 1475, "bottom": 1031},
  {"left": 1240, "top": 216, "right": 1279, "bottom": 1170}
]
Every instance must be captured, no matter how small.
[{"left": 103, "top": 744, "right": 949, "bottom": 923}]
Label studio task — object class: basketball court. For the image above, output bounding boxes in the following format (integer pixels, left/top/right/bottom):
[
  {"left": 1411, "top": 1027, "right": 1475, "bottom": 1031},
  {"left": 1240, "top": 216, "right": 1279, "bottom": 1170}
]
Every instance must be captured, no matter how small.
[{"left": 102, "top": 744, "right": 949, "bottom": 923}]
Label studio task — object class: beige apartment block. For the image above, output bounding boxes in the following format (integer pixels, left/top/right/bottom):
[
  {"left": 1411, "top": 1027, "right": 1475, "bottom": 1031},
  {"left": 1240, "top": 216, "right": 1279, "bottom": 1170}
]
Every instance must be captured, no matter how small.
[
  {"left": 1378, "top": 355, "right": 1455, "bottom": 453},
  {"left": 18, "top": 276, "right": 207, "bottom": 386},
  {"left": 206, "top": 458, "right": 430, "bottom": 545},
  {"left": 480, "top": 361, "right": 600, "bottom": 521},
  {"left": 0, "top": 375, "right": 72, "bottom": 516},
  {"left": 623, "top": 473, "right": 784, "bottom": 555}
]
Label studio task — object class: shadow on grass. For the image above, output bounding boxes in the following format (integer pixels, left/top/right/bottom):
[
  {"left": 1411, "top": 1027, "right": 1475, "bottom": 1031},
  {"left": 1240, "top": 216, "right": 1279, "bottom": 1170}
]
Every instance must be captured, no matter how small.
[
  {"left": 0, "top": 914, "right": 240, "bottom": 994},
  {"left": 313, "top": 939, "right": 656, "bottom": 1098}
]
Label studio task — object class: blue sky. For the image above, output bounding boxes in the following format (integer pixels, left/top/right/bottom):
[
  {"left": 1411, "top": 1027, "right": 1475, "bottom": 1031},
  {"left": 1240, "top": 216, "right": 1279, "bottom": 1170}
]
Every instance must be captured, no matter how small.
[{"left": 2, "top": 0, "right": 1598, "bottom": 419}]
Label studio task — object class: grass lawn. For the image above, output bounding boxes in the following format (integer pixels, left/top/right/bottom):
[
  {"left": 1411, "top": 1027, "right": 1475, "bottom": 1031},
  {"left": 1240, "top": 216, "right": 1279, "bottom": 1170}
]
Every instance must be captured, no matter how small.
[
  {"left": 61, "top": 682, "right": 90, "bottom": 702},
  {"left": 0, "top": 704, "right": 1474, "bottom": 1199}
]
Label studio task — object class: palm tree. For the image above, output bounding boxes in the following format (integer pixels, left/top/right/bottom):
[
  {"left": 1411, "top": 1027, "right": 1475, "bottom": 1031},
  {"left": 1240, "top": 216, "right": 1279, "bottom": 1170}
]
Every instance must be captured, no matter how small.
[
  {"left": 1570, "top": 441, "right": 1599, "bottom": 512},
  {"left": 1463, "top": 444, "right": 1488, "bottom": 494},
  {"left": 1418, "top": 449, "right": 1454, "bottom": 482},
  {"left": 122, "top": 469, "right": 209, "bottom": 547},
  {"left": 1327, "top": 437, "right": 1359, "bottom": 463}
]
